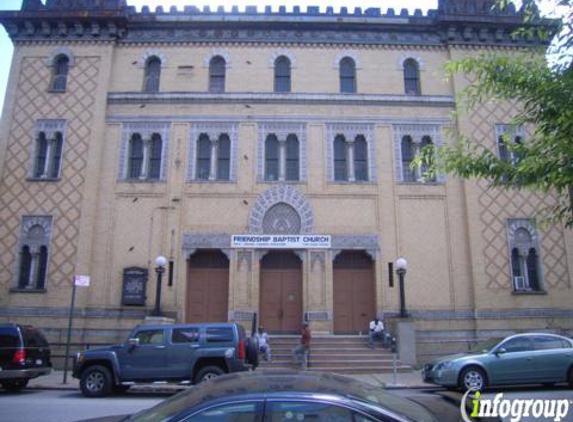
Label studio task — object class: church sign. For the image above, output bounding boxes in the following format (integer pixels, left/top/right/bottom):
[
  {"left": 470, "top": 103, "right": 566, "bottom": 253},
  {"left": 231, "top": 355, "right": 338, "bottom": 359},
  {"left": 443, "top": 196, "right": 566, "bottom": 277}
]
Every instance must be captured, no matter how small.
[{"left": 231, "top": 235, "right": 331, "bottom": 249}]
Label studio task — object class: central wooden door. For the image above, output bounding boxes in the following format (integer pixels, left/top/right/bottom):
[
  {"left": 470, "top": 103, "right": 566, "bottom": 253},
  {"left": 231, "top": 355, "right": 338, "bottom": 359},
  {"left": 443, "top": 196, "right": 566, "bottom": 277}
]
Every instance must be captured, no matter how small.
[
  {"left": 186, "top": 250, "right": 229, "bottom": 323},
  {"left": 260, "top": 252, "right": 302, "bottom": 334},
  {"left": 333, "top": 251, "right": 375, "bottom": 334}
]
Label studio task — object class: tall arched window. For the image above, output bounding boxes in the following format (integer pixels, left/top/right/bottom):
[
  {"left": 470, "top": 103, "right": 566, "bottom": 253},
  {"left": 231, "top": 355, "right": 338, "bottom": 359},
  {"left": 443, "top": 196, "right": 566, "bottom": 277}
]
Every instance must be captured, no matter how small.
[
  {"left": 15, "top": 218, "right": 52, "bottom": 291},
  {"left": 196, "top": 134, "right": 211, "bottom": 180},
  {"left": 401, "top": 136, "right": 416, "bottom": 182},
  {"left": 265, "top": 135, "right": 279, "bottom": 181},
  {"left": 37, "top": 246, "right": 48, "bottom": 289},
  {"left": 34, "top": 133, "right": 48, "bottom": 178},
  {"left": 51, "top": 55, "right": 69, "bottom": 92},
  {"left": 209, "top": 56, "right": 226, "bottom": 93},
  {"left": 143, "top": 56, "right": 161, "bottom": 93},
  {"left": 509, "top": 222, "right": 543, "bottom": 292},
  {"left": 420, "top": 136, "right": 435, "bottom": 182},
  {"left": 217, "top": 134, "right": 231, "bottom": 180},
  {"left": 334, "top": 135, "right": 347, "bottom": 181},
  {"left": 403, "top": 58, "right": 420, "bottom": 95},
  {"left": 18, "top": 246, "right": 32, "bottom": 289},
  {"left": 339, "top": 57, "right": 356, "bottom": 93},
  {"left": 148, "top": 133, "right": 163, "bottom": 179},
  {"left": 354, "top": 136, "right": 368, "bottom": 181},
  {"left": 128, "top": 134, "right": 144, "bottom": 179},
  {"left": 49, "top": 132, "right": 63, "bottom": 178},
  {"left": 285, "top": 135, "right": 299, "bottom": 181},
  {"left": 274, "top": 56, "right": 291, "bottom": 92},
  {"left": 527, "top": 248, "right": 540, "bottom": 291}
]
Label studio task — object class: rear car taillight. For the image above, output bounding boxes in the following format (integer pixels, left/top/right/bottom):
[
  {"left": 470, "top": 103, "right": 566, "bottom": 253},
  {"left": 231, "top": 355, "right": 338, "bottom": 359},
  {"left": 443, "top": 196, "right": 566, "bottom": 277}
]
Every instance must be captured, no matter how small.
[
  {"left": 238, "top": 339, "right": 245, "bottom": 360},
  {"left": 13, "top": 349, "right": 26, "bottom": 365}
]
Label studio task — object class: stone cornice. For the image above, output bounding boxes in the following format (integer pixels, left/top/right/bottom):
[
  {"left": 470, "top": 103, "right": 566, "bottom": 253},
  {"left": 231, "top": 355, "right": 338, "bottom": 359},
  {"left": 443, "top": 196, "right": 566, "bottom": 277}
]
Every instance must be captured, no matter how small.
[{"left": 107, "top": 92, "right": 455, "bottom": 108}]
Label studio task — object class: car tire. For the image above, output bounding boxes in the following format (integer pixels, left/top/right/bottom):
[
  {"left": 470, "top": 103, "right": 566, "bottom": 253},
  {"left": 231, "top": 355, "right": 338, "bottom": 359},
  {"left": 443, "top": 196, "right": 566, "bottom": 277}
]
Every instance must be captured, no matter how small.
[
  {"left": 1, "top": 378, "right": 29, "bottom": 392},
  {"left": 80, "top": 365, "right": 113, "bottom": 397},
  {"left": 245, "top": 337, "right": 259, "bottom": 369},
  {"left": 459, "top": 366, "right": 487, "bottom": 392},
  {"left": 195, "top": 366, "right": 225, "bottom": 384}
]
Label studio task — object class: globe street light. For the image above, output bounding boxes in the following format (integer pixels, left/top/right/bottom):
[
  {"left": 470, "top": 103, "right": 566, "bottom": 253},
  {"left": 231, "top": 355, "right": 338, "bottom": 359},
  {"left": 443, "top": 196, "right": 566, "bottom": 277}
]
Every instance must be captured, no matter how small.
[
  {"left": 152, "top": 255, "right": 167, "bottom": 317},
  {"left": 395, "top": 257, "right": 408, "bottom": 318}
]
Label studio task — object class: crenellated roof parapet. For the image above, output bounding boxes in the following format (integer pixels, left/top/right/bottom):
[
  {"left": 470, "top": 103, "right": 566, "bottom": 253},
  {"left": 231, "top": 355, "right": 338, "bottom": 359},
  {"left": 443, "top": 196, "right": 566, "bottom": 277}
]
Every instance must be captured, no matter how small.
[{"left": 0, "top": 0, "right": 555, "bottom": 47}]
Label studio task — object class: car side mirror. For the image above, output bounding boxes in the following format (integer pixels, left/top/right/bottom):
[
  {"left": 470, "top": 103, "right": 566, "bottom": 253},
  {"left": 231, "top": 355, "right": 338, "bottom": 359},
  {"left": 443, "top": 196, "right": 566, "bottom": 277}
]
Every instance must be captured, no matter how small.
[
  {"left": 128, "top": 338, "right": 140, "bottom": 347},
  {"left": 495, "top": 347, "right": 506, "bottom": 356}
]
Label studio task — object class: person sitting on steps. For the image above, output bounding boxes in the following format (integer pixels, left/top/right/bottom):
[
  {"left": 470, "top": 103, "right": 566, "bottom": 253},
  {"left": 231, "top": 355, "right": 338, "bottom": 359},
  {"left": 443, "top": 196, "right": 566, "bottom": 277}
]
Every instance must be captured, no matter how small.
[
  {"left": 368, "top": 317, "right": 388, "bottom": 349},
  {"left": 254, "top": 326, "right": 271, "bottom": 361}
]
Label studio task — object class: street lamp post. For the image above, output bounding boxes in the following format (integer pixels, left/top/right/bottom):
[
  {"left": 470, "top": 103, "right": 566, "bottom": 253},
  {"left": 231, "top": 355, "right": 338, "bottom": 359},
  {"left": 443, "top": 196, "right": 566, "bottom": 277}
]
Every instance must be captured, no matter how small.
[
  {"left": 395, "top": 257, "right": 408, "bottom": 318},
  {"left": 152, "top": 255, "right": 167, "bottom": 317}
]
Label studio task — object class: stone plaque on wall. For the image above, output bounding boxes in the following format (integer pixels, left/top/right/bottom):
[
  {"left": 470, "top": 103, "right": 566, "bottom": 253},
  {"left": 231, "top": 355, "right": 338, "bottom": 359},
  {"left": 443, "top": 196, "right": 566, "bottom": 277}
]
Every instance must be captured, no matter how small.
[{"left": 122, "top": 267, "right": 148, "bottom": 306}]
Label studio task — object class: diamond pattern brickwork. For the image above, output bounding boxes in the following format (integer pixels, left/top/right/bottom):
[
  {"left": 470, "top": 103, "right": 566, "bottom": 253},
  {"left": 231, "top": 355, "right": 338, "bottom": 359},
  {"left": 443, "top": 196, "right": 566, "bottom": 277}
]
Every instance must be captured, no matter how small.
[
  {"left": 0, "top": 56, "right": 100, "bottom": 289},
  {"left": 467, "top": 101, "right": 570, "bottom": 291}
]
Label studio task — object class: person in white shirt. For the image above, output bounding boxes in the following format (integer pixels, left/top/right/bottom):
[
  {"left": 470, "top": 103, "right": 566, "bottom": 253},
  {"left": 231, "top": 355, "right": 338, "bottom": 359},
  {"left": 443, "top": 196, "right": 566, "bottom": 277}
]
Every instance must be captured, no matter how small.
[
  {"left": 254, "top": 326, "right": 271, "bottom": 361},
  {"left": 368, "top": 317, "right": 387, "bottom": 348}
]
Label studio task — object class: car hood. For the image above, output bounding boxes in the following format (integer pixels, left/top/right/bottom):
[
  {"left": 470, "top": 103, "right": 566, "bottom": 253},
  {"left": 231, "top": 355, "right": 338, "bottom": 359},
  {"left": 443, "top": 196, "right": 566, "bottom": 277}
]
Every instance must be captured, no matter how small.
[
  {"left": 73, "top": 415, "right": 128, "bottom": 422},
  {"left": 405, "top": 391, "right": 481, "bottom": 422}
]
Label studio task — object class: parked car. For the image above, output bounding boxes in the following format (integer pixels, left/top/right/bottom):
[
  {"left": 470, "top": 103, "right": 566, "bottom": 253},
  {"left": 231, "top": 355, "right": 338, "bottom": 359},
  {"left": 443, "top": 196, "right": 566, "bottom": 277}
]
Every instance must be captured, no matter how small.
[
  {"left": 0, "top": 323, "right": 52, "bottom": 392},
  {"left": 422, "top": 332, "right": 573, "bottom": 391},
  {"left": 73, "top": 322, "right": 259, "bottom": 397},
  {"left": 74, "top": 370, "right": 475, "bottom": 422}
]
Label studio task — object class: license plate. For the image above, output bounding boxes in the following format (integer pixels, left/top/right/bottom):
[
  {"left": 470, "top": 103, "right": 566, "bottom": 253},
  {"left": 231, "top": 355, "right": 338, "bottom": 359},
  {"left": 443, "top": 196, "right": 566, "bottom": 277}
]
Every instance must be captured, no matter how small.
[{"left": 35, "top": 359, "right": 42, "bottom": 365}]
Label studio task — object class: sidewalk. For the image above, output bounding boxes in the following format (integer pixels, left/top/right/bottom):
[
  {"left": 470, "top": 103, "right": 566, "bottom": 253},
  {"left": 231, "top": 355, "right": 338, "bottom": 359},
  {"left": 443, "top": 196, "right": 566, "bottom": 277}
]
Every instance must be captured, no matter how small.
[{"left": 27, "top": 369, "right": 428, "bottom": 392}]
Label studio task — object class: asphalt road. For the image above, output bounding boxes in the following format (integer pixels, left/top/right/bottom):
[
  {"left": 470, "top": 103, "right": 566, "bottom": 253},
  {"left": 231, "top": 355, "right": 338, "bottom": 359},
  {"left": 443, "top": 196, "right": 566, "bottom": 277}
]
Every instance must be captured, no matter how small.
[{"left": 0, "top": 389, "right": 166, "bottom": 422}]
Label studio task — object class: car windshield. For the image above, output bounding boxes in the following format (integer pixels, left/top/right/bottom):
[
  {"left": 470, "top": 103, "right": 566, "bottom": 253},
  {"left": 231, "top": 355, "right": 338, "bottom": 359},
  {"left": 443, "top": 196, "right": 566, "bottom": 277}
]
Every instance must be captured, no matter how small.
[{"left": 467, "top": 338, "right": 502, "bottom": 353}]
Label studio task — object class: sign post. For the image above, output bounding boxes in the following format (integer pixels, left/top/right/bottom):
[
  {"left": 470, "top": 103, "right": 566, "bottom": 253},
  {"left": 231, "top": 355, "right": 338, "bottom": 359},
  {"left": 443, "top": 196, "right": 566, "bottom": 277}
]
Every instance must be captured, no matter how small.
[{"left": 63, "top": 275, "right": 90, "bottom": 384}]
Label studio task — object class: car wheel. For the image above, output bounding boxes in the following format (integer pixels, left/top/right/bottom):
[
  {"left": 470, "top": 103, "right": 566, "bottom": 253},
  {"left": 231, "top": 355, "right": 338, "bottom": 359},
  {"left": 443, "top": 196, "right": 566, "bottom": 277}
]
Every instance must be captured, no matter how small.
[
  {"left": 1, "top": 379, "right": 29, "bottom": 392},
  {"left": 460, "top": 367, "right": 487, "bottom": 392},
  {"left": 195, "top": 366, "right": 225, "bottom": 384},
  {"left": 245, "top": 337, "right": 259, "bottom": 369},
  {"left": 80, "top": 365, "right": 112, "bottom": 397}
]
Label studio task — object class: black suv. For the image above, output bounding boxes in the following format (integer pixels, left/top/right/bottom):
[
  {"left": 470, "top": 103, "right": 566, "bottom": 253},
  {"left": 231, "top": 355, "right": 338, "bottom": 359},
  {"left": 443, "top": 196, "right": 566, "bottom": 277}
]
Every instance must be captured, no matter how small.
[
  {"left": 73, "top": 322, "right": 258, "bottom": 397},
  {"left": 0, "top": 323, "right": 52, "bottom": 392}
]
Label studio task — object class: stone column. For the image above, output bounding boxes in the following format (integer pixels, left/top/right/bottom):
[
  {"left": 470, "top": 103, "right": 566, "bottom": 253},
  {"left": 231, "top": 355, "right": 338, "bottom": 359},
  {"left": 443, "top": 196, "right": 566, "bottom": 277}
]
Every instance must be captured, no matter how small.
[
  {"left": 346, "top": 138, "right": 355, "bottom": 182},
  {"left": 140, "top": 138, "right": 151, "bottom": 180},
  {"left": 27, "top": 245, "right": 40, "bottom": 289},
  {"left": 209, "top": 137, "right": 219, "bottom": 181},
  {"left": 278, "top": 137, "right": 287, "bottom": 182}
]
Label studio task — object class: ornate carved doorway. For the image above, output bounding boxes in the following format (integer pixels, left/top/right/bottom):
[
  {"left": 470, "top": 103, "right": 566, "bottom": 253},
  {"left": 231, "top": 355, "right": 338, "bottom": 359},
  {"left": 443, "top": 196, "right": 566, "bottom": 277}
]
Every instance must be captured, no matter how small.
[
  {"left": 186, "top": 250, "right": 229, "bottom": 323},
  {"left": 260, "top": 251, "right": 303, "bottom": 334},
  {"left": 333, "top": 251, "right": 375, "bottom": 334}
]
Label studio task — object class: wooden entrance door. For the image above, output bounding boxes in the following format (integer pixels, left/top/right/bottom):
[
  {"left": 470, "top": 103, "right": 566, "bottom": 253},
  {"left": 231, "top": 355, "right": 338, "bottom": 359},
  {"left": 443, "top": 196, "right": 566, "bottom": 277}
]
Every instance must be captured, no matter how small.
[
  {"left": 186, "top": 250, "right": 229, "bottom": 323},
  {"left": 333, "top": 251, "right": 375, "bottom": 334},
  {"left": 260, "top": 252, "right": 302, "bottom": 334}
]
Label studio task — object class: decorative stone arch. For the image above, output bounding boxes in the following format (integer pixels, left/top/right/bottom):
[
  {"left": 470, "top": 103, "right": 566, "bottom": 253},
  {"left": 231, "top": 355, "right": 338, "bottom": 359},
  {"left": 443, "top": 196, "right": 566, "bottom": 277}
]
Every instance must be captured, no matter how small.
[
  {"left": 333, "top": 50, "right": 361, "bottom": 69},
  {"left": 13, "top": 215, "right": 53, "bottom": 289},
  {"left": 397, "top": 54, "right": 425, "bottom": 71},
  {"left": 204, "top": 49, "right": 231, "bottom": 68},
  {"left": 249, "top": 186, "right": 313, "bottom": 234},
  {"left": 45, "top": 47, "right": 76, "bottom": 68},
  {"left": 20, "top": 216, "right": 53, "bottom": 242},
  {"left": 138, "top": 50, "right": 167, "bottom": 69},
  {"left": 269, "top": 49, "right": 297, "bottom": 68},
  {"left": 507, "top": 219, "right": 540, "bottom": 255}
]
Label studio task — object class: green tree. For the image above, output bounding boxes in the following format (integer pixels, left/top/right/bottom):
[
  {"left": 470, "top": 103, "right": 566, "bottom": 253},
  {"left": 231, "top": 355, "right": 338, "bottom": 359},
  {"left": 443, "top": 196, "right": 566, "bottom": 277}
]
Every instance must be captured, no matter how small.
[{"left": 415, "top": 0, "right": 573, "bottom": 227}]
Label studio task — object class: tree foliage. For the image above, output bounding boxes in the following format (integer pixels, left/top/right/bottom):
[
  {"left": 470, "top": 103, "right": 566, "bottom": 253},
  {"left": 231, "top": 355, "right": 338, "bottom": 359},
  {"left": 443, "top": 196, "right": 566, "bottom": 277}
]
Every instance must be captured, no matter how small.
[{"left": 414, "top": 0, "right": 573, "bottom": 227}]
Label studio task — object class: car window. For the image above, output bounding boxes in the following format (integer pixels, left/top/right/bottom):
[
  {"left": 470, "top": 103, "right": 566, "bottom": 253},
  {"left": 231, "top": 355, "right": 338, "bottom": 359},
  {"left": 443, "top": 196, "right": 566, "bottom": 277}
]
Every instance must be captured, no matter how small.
[
  {"left": 181, "top": 402, "right": 261, "bottom": 422},
  {"left": 265, "top": 401, "right": 375, "bottom": 422},
  {"left": 135, "top": 329, "right": 165, "bottom": 345},
  {"left": 206, "top": 327, "right": 234, "bottom": 343},
  {"left": 23, "top": 326, "right": 49, "bottom": 348},
  {"left": 534, "top": 336, "right": 571, "bottom": 350},
  {"left": 500, "top": 337, "right": 533, "bottom": 353},
  {"left": 173, "top": 328, "right": 200, "bottom": 344},
  {"left": 0, "top": 328, "right": 19, "bottom": 347}
]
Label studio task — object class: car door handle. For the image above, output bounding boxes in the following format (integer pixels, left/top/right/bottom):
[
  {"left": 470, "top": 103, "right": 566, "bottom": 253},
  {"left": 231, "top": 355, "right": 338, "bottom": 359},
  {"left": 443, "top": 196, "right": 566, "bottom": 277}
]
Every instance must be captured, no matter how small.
[
  {"left": 190, "top": 344, "right": 200, "bottom": 349},
  {"left": 154, "top": 345, "right": 166, "bottom": 349}
]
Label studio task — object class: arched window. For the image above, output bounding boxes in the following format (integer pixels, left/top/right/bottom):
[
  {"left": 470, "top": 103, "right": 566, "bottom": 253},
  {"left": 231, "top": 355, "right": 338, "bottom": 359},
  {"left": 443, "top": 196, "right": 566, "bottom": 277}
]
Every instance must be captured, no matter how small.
[
  {"left": 37, "top": 246, "right": 48, "bottom": 289},
  {"left": 354, "top": 136, "right": 368, "bottom": 181},
  {"left": 339, "top": 57, "right": 356, "bottom": 93},
  {"left": 420, "top": 136, "right": 435, "bottom": 182},
  {"left": 217, "top": 134, "right": 231, "bottom": 180},
  {"left": 403, "top": 58, "right": 420, "bottom": 95},
  {"left": 143, "top": 56, "right": 161, "bottom": 93},
  {"left": 34, "top": 133, "right": 48, "bottom": 178},
  {"left": 334, "top": 135, "right": 347, "bottom": 181},
  {"left": 527, "top": 248, "right": 540, "bottom": 291},
  {"left": 18, "top": 246, "right": 32, "bottom": 289},
  {"left": 128, "top": 134, "right": 144, "bottom": 179},
  {"left": 274, "top": 56, "right": 291, "bottom": 93},
  {"left": 148, "top": 133, "right": 162, "bottom": 179},
  {"left": 49, "top": 133, "right": 63, "bottom": 178},
  {"left": 509, "top": 223, "right": 543, "bottom": 292},
  {"left": 196, "top": 134, "right": 211, "bottom": 180},
  {"left": 265, "top": 135, "right": 279, "bottom": 181},
  {"left": 209, "top": 56, "right": 226, "bottom": 93},
  {"left": 51, "top": 55, "right": 69, "bottom": 92},
  {"left": 285, "top": 135, "right": 299, "bottom": 181},
  {"left": 401, "top": 136, "right": 416, "bottom": 182}
]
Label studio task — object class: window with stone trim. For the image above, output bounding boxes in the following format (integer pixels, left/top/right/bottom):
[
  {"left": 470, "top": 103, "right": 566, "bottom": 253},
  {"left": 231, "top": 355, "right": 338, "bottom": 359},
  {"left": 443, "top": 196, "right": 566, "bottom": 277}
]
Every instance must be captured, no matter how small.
[
  {"left": 14, "top": 216, "right": 52, "bottom": 291},
  {"left": 143, "top": 56, "right": 161, "bottom": 93},
  {"left": 332, "top": 133, "right": 369, "bottom": 182},
  {"left": 403, "top": 58, "right": 420, "bottom": 95},
  {"left": 30, "top": 120, "right": 66, "bottom": 180},
  {"left": 194, "top": 133, "right": 231, "bottom": 181},
  {"left": 507, "top": 219, "right": 543, "bottom": 293},
  {"left": 496, "top": 124, "right": 525, "bottom": 167},
  {"left": 264, "top": 134, "right": 300, "bottom": 182},
  {"left": 339, "top": 57, "right": 356, "bottom": 93},
  {"left": 274, "top": 55, "right": 291, "bottom": 93},
  {"left": 209, "top": 55, "right": 226, "bottom": 93},
  {"left": 395, "top": 127, "right": 439, "bottom": 183},
  {"left": 50, "top": 54, "right": 69, "bottom": 92},
  {"left": 126, "top": 133, "right": 163, "bottom": 181}
]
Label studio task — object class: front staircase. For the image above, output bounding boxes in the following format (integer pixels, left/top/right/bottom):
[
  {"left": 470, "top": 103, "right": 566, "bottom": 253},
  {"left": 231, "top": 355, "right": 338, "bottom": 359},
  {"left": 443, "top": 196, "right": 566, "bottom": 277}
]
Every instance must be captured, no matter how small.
[{"left": 257, "top": 335, "right": 411, "bottom": 374}]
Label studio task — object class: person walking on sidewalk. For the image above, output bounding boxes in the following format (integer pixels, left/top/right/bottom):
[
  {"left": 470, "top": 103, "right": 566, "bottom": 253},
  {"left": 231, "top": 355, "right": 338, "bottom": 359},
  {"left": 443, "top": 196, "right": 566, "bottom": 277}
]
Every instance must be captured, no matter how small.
[{"left": 293, "top": 321, "right": 311, "bottom": 370}]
